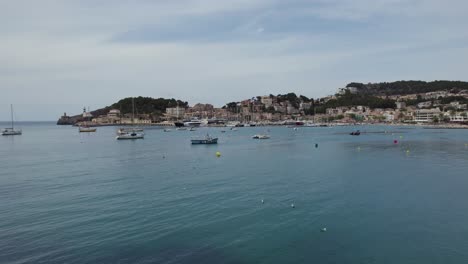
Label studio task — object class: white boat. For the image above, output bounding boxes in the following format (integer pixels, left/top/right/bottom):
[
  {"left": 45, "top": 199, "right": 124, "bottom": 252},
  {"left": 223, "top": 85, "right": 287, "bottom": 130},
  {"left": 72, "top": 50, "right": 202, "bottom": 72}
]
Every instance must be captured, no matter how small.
[
  {"left": 117, "top": 127, "right": 143, "bottom": 135},
  {"left": 252, "top": 134, "right": 270, "bottom": 139},
  {"left": 184, "top": 119, "right": 202, "bottom": 127},
  {"left": 116, "top": 131, "right": 145, "bottom": 140},
  {"left": 226, "top": 121, "right": 239, "bottom": 127},
  {"left": 2, "top": 105, "right": 22, "bottom": 136},
  {"left": 79, "top": 126, "right": 97, "bottom": 133},
  {"left": 116, "top": 98, "right": 144, "bottom": 140}
]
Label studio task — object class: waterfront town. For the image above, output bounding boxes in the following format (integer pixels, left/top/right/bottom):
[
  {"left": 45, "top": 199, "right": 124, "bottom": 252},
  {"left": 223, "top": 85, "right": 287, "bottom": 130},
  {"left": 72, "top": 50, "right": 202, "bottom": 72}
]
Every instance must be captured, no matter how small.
[{"left": 59, "top": 83, "right": 468, "bottom": 127}]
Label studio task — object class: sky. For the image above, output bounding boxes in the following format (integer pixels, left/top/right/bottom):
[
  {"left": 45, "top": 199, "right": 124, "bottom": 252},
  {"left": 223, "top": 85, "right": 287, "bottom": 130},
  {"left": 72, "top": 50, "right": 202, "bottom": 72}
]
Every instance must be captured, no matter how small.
[{"left": 1, "top": 0, "right": 468, "bottom": 121}]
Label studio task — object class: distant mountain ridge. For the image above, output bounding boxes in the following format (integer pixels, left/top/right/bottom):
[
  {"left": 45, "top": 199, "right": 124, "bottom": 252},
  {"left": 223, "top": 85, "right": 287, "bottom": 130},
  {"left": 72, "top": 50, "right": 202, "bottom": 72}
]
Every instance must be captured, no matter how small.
[{"left": 346, "top": 81, "right": 468, "bottom": 96}]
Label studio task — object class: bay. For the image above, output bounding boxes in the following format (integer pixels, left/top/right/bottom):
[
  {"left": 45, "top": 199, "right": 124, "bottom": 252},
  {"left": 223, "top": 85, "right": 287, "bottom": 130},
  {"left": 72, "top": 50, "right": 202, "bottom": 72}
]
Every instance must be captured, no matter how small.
[{"left": 1, "top": 122, "right": 467, "bottom": 263}]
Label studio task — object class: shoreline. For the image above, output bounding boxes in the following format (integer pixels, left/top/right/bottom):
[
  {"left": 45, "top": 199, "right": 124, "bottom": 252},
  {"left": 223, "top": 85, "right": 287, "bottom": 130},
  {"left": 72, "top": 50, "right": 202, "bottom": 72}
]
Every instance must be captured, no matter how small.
[{"left": 70, "top": 122, "right": 468, "bottom": 129}]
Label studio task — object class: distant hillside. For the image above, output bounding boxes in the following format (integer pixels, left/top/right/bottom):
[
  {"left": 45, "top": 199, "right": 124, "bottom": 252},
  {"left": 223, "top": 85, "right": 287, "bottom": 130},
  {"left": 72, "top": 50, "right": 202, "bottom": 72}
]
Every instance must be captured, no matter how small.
[
  {"left": 346, "top": 81, "right": 468, "bottom": 96},
  {"left": 110, "top": 97, "right": 188, "bottom": 116},
  {"left": 57, "top": 96, "right": 188, "bottom": 125}
]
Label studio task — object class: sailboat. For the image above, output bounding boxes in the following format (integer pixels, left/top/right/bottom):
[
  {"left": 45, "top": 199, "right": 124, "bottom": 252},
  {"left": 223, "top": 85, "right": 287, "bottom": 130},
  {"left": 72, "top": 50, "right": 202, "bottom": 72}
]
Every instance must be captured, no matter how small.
[
  {"left": 79, "top": 107, "right": 97, "bottom": 132},
  {"left": 2, "top": 104, "right": 22, "bottom": 136},
  {"left": 116, "top": 98, "right": 144, "bottom": 140}
]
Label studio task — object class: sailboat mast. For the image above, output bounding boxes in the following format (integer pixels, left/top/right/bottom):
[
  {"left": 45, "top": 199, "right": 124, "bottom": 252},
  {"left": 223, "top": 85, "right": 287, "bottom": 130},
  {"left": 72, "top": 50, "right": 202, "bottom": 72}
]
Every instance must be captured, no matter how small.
[
  {"left": 132, "top": 97, "right": 135, "bottom": 126},
  {"left": 10, "top": 104, "right": 14, "bottom": 129}
]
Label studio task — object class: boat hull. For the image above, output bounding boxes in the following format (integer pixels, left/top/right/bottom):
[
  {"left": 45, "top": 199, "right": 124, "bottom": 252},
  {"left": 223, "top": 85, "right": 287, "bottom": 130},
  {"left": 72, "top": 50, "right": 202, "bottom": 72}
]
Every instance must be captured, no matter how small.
[
  {"left": 2, "top": 130, "right": 22, "bottom": 136},
  {"left": 79, "top": 128, "right": 97, "bottom": 132},
  {"left": 116, "top": 133, "right": 145, "bottom": 140},
  {"left": 191, "top": 138, "right": 218, "bottom": 144},
  {"left": 252, "top": 134, "right": 270, "bottom": 139}
]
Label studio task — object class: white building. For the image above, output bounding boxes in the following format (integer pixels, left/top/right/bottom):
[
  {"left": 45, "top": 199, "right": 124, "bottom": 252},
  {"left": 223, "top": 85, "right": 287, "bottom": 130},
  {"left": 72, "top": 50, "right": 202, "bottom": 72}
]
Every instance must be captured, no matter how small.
[
  {"left": 299, "top": 102, "right": 312, "bottom": 110},
  {"left": 414, "top": 108, "right": 441, "bottom": 122},
  {"left": 450, "top": 102, "right": 468, "bottom": 110},
  {"left": 261, "top": 96, "right": 273, "bottom": 107},
  {"left": 107, "top": 109, "right": 120, "bottom": 118},
  {"left": 417, "top": 101, "right": 432, "bottom": 109},
  {"left": 82, "top": 107, "right": 93, "bottom": 118},
  {"left": 166, "top": 107, "right": 185, "bottom": 119},
  {"left": 395, "top": 101, "right": 406, "bottom": 109},
  {"left": 287, "top": 106, "right": 299, "bottom": 114},
  {"left": 383, "top": 112, "right": 395, "bottom": 122},
  {"left": 446, "top": 112, "right": 468, "bottom": 122}
]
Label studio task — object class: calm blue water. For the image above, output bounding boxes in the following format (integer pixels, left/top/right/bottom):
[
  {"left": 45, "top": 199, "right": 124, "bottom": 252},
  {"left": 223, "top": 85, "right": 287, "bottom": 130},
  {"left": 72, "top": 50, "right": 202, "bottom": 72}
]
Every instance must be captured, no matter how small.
[{"left": 1, "top": 122, "right": 467, "bottom": 264}]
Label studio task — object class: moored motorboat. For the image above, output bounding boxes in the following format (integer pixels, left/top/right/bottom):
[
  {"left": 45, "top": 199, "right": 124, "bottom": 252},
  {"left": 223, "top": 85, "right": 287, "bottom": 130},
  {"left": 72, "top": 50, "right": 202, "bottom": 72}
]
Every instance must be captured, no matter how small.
[
  {"left": 191, "top": 134, "right": 218, "bottom": 144},
  {"left": 79, "top": 126, "right": 97, "bottom": 133},
  {"left": 350, "top": 130, "right": 361, "bottom": 136},
  {"left": 252, "top": 134, "right": 270, "bottom": 139},
  {"left": 184, "top": 119, "right": 202, "bottom": 127},
  {"left": 116, "top": 131, "right": 145, "bottom": 140}
]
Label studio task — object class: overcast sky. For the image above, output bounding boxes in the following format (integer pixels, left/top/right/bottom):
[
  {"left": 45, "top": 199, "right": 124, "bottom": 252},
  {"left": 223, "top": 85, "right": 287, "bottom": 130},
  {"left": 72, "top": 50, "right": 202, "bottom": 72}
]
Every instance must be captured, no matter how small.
[{"left": 1, "top": 0, "right": 468, "bottom": 120}]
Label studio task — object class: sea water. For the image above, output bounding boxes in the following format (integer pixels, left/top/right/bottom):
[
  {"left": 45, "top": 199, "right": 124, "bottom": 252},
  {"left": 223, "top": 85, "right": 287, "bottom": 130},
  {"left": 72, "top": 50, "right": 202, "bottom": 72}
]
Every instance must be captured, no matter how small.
[{"left": 1, "top": 122, "right": 467, "bottom": 263}]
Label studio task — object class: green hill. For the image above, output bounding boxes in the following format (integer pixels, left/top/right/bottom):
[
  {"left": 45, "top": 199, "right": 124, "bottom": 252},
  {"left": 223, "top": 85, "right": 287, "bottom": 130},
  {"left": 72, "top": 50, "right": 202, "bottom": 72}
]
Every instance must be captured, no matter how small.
[{"left": 346, "top": 80, "right": 468, "bottom": 96}]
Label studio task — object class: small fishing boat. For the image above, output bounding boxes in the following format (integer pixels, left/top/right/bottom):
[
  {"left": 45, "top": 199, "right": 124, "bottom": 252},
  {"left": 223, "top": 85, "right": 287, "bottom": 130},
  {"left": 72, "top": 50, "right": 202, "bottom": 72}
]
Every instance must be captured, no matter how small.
[
  {"left": 350, "top": 130, "right": 361, "bottom": 136},
  {"left": 79, "top": 126, "right": 97, "bottom": 133},
  {"left": 253, "top": 134, "right": 270, "bottom": 139},
  {"left": 191, "top": 134, "right": 218, "bottom": 144},
  {"left": 163, "top": 129, "right": 172, "bottom": 132}
]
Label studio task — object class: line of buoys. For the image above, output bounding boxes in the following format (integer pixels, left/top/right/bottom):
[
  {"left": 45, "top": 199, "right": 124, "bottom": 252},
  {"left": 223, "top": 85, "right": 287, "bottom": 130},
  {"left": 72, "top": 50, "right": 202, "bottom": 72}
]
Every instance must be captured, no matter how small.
[
  {"left": 261, "top": 199, "right": 264, "bottom": 204},
  {"left": 291, "top": 203, "right": 295, "bottom": 208},
  {"left": 216, "top": 151, "right": 221, "bottom": 158},
  {"left": 315, "top": 143, "right": 318, "bottom": 148}
]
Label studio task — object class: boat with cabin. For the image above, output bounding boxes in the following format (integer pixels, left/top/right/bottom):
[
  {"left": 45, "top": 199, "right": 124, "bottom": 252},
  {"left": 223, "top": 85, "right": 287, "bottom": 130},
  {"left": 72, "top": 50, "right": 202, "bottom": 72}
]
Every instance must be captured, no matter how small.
[
  {"left": 184, "top": 119, "right": 202, "bottom": 127},
  {"left": 191, "top": 134, "right": 218, "bottom": 144},
  {"left": 252, "top": 134, "right": 270, "bottom": 139}
]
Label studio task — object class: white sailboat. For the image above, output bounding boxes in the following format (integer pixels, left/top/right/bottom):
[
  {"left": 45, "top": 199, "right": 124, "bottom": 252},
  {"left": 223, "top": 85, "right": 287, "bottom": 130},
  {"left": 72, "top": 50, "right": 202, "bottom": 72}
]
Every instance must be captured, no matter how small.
[
  {"left": 116, "top": 98, "right": 144, "bottom": 140},
  {"left": 2, "top": 104, "right": 22, "bottom": 136}
]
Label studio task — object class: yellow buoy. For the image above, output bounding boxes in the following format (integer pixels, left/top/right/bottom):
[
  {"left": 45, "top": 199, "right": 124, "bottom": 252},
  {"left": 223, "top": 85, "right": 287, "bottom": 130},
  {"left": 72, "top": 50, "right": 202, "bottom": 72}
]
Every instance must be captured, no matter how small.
[
  {"left": 406, "top": 150, "right": 410, "bottom": 154},
  {"left": 216, "top": 151, "right": 221, "bottom": 157}
]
